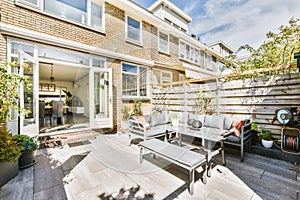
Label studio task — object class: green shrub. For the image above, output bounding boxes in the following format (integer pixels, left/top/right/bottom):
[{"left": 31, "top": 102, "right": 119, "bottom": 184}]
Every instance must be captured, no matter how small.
[
  {"left": 121, "top": 106, "right": 131, "bottom": 121},
  {"left": 13, "top": 134, "right": 39, "bottom": 151},
  {"left": 259, "top": 129, "right": 273, "bottom": 141},
  {"left": 0, "top": 130, "right": 23, "bottom": 162},
  {"left": 131, "top": 99, "right": 143, "bottom": 116}
]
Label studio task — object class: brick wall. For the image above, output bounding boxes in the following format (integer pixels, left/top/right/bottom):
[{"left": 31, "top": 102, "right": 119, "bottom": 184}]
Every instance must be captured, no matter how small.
[
  {"left": 0, "top": 0, "right": 203, "bottom": 130},
  {"left": 0, "top": 35, "right": 7, "bottom": 64}
]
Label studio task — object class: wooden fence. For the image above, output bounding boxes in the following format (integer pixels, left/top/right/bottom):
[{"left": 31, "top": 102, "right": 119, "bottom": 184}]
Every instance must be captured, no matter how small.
[{"left": 152, "top": 73, "right": 300, "bottom": 138}]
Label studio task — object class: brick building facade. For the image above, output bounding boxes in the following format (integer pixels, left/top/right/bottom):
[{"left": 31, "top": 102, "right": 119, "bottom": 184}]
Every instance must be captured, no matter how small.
[{"left": 0, "top": 0, "right": 227, "bottom": 134}]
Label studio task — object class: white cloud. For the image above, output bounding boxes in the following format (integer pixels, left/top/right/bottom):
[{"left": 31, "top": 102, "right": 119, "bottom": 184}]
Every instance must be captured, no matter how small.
[
  {"left": 183, "top": 1, "right": 200, "bottom": 14},
  {"left": 189, "top": 0, "right": 300, "bottom": 51}
]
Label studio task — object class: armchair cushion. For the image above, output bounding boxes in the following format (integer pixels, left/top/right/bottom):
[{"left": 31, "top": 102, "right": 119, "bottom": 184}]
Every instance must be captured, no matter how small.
[
  {"left": 150, "top": 114, "right": 167, "bottom": 127},
  {"left": 135, "top": 116, "right": 150, "bottom": 130},
  {"left": 233, "top": 120, "right": 245, "bottom": 137}
]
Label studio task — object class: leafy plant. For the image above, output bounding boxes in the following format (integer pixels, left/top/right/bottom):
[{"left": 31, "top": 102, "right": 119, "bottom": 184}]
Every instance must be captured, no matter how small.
[
  {"left": 0, "top": 130, "right": 23, "bottom": 162},
  {"left": 13, "top": 134, "right": 39, "bottom": 151},
  {"left": 225, "top": 17, "right": 300, "bottom": 80},
  {"left": 251, "top": 122, "right": 258, "bottom": 131},
  {"left": 196, "top": 90, "right": 216, "bottom": 114},
  {"left": 121, "top": 106, "right": 131, "bottom": 121},
  {"left": 171, "top": 114, "right": 179, "bottom": 121},
  {"left": 0, "top": 61, "right": 30, "bottom": 123},
  {"left": 259, "top": 129, "right": 273, "bottom": 141},
  {"left": 131, "top": 99, "right": 143, "bottom": 116}
]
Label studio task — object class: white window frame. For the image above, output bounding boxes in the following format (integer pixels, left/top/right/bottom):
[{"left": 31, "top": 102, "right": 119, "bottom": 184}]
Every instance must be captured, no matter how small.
[
  {"left": 16, "top": 0, "right": 105, "bottom": 33},
  {"left": 153, "top": 69, "right": 172, "bottom": 84},
  {"left": 179, "top": 40, "right": 200, "bottom": 65},
  {"left": 121, "top": 62, "right": 149, "bottom": 99},
  {"left": 158, "top": 31, "right": 170, "bottom": 54},
  {"left": 125, "top": 15, "right": 142, "bottom": 46},
  {"left": 206, "top": 53, "right": 213, "bottom": 70}
]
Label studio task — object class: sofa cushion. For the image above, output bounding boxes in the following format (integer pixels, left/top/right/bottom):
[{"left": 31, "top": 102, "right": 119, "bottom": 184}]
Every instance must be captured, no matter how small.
[
  {"left": 226, "top": 135, "right": 241, "bottom": 143},
  {"left": 201, "top": 127, "right": 225, "bottom": 135},
  {"left": 136, "top": 116, "right": 150, "bottom": 130},
  {"left": 223, "top": 116, "right": 233, "bottom": 130},
  {"left": 150, "top": 114, "right": 167, "bottom": 127},
  {"left": 204, "top": 115, "right": 224, "bottom": 129},
  {"left": 233, "top": 120, "right": 245, "bottom": 137},
  {"left": 144, "top": 125, "right": 166, "bottom": 137},
  {"left": 189, "top": 114, "right": 205, "bottom": 124}
]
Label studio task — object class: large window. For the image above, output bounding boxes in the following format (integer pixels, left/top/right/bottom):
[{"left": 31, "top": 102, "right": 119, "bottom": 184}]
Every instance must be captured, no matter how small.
[
  {"left": 158, "top": 32, "right": 169, "bottom": 54},
  {"left": 19, "top": 0, "right": 104, "bottom": 31},
  {"left": 122, "top": 63, "right": 148, "bottom": 98},
  {"left": 179, "top": 41, "right": 200, "bottom": 65},
  {"left": 126, "top": 16, "right": 141, "bottom": 44}
]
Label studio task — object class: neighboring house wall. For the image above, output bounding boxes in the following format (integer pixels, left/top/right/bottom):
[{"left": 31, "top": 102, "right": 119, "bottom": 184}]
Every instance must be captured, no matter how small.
[{"left": 0, "top": 0, "right": 225, "bottom": 131}]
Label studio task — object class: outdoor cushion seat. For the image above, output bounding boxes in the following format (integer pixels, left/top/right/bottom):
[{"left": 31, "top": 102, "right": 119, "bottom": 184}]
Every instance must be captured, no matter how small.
[
  {"left": 182, "top": 113, "right": 252, "bottom": 162},
  {"left": 128, "top": 113, "right": 174, "bottom": 144}
]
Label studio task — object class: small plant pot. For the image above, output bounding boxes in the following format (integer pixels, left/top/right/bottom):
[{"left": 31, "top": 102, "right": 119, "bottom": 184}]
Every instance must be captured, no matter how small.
[
  {"left": 261, "top": 139, "right": 273, "bottom": 148},
  {"left": 19, "top": 150, "right": 37, "bottom": 169},
  {"left": 172, "top": 119, "right": 179, "bottom": 127}
]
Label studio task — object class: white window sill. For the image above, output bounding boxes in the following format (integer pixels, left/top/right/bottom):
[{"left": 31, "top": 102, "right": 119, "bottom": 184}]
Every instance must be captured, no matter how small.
[
  {"left": 121, "top": 96, "right": 150, "bottom": 101},
  {"left": 125, "top": 39, "right": 143, "bottom": 47},
  {"left": 158, "top": 50, "right": 170, "bottom": 56}
]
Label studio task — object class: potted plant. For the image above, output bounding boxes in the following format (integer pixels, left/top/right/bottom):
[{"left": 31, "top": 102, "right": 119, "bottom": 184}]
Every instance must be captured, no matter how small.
[
  {"left": 13, "top": 134, "right": 39, "bottom": 169},
  {"left": 0, "top": 129, "right": 23, "bottom": 187},
  {"left": 121, "top": 106, "right": 131, "bottom": 130},
  {"left": 171, "top": 114, "right": 180, "bottom": 127},
  {"left": 259, "top": 129, "right": 273, "bottom": 148},
  {"left": 0, "top": 62, "right": 29, "bottom": 186}
]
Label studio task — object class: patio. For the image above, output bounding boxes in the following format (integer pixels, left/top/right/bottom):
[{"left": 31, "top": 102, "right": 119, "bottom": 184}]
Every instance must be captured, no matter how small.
[{"left": 0, "top": 133, "right": 299, "bottom": 200}]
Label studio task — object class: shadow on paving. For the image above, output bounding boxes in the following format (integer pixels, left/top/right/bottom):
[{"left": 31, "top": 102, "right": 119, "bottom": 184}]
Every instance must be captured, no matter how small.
[
  {"left": 23, "top": 150, "right": 89, "bottom": 199},
  {"left": 140, "top": 153, "right": 207, "bottom": 200},
  {"left": 98, "top": 185, "right": 154, "bottom": 200}
]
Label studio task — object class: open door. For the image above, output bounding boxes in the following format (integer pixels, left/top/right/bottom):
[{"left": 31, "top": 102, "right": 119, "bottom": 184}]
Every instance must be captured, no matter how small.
[
  {"left": 18, "top": 51, "right": 39, "bottom": 137},
  {"left": 90, "top": 68, "right": 113, "bottom": 128}
]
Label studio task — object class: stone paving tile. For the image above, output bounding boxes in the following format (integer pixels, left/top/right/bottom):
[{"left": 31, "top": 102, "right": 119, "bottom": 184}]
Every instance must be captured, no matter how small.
[
  {"left": 34, "top": 165, "right": 64, "bottom": 194},
  {"left": 1, "top": 133, "right": 299, "bottom": 200},
  {"left": 0, "top": 180, "right": 33, "bottom": 200},
  {"left": 34, "top": 183, "right": 66, "bottom": 200}
]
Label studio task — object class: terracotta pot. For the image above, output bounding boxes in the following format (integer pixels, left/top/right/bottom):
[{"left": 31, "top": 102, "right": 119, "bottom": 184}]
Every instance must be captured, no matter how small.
[
  {"left": 19, "top": 150, "right": 37, "bottom": 169},
  {"left": 0, "top": 161, "right": 19, "bottom": 187}
]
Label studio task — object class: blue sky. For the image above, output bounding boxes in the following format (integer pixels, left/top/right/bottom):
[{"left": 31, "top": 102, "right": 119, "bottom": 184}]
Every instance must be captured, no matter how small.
[{"left": 132, "top": 0, "right": 300, "bottom": 51}]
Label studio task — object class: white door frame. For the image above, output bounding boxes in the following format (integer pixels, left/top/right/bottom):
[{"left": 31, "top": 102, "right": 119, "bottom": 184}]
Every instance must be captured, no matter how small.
[
  {"left": 18, "top": 50, "right": 39, "bottom": 136},
  {"left": 89, "top": 67, "right": 113, "bottom": 128}
]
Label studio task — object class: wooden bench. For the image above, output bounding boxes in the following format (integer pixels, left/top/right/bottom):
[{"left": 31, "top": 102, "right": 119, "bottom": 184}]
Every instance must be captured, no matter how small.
[{"left": 138, "top": 139, "right": 207, "bottom": 195}]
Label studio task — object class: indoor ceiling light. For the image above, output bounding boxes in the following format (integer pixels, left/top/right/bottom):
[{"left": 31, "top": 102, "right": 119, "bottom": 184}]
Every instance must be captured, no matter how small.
[{"left": 50, "top": 63, "right": 55, "bottom": 82}]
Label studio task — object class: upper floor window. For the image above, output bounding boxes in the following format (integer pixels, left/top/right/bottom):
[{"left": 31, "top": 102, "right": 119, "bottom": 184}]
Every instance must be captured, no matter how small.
[
  {"left": 158, "top": 32, "right": 169, "bottom": 54},
  {"left": 206, "top": 54, "right": 212, "bottom": 70},
  {"left": 18, "top": 0, "right": 104, "bottom": 31},
  {"left": 179, "top": 41, "right": 200, "bottom": 65},
  {"left": 126, "top": 16, "right": 141, "bottom": 44},
  {"left": 122, "top": 63, "right": 148, "bottom": 98}
]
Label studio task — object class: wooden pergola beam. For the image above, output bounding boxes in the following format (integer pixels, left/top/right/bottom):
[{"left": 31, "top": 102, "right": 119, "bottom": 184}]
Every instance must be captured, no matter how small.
[{"left": 152, "top": 63, "right": 297, "bottom": 87}]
